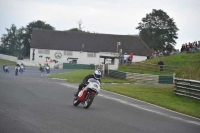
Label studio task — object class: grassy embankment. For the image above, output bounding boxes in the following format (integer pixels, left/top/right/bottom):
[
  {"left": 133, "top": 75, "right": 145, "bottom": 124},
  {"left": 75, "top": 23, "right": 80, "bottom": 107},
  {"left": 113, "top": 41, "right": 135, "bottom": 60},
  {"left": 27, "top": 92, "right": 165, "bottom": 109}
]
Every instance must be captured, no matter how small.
[
  {"left": 119, "top": 52, "right": 200, "bottom": 80},
  {"left": 48, "top": 69, "right": 200, "bottom": 118},
  {"left": 0, "top": 59, "right": 16, "bottom": 66}
]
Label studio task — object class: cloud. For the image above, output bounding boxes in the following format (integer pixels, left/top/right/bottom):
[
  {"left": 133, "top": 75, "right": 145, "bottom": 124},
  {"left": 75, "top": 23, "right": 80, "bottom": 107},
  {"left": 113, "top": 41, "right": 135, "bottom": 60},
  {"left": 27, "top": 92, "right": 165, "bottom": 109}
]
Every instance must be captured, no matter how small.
[{"left": 0, "top": 0, "right": 200, "bottom": 49}]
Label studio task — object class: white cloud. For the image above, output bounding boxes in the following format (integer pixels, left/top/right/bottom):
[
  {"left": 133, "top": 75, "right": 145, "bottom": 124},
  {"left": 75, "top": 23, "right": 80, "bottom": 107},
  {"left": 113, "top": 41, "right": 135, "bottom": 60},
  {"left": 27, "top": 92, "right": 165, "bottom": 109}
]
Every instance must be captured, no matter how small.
[{"left": 0, "top": 0, "right": 200, "bottom": 49}]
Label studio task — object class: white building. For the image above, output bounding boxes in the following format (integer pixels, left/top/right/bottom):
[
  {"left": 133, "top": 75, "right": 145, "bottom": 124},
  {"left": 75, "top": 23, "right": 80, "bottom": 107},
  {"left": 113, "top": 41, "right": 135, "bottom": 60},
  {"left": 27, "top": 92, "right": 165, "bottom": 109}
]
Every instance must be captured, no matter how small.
[{"left": 30, "top": 29, "right": 151, "bottom": 70}]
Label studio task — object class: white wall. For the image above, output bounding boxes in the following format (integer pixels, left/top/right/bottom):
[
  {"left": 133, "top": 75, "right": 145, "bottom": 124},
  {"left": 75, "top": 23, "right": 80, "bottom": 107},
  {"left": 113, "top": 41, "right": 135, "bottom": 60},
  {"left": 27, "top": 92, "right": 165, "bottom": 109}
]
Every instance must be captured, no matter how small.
[
  {"left": 108, "top": 59, "right": 119, "bottom": 70},
  {"left": 0, "top": 54, "right": 17, "bottom": 62},
  {"left": 30, "top": 48, "right": 147, "bottom": 69},
  {"left": 30, "top": 48, "right": 102, "bottom": 65},
  {"left": 132, "top": 55, "right": 147, "bottom": 62}
]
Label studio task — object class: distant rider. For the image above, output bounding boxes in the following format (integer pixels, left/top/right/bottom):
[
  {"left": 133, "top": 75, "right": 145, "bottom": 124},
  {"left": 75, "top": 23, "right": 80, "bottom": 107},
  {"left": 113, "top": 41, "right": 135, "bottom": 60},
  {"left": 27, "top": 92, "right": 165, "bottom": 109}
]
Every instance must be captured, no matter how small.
[
  {"left": 3, "top": 64, "right": 6, "bottom": 71},
  {"left": 74, "top": 69, "right": 101, "bottom": 97},
  {"left": 21, "top": 62, "right": 25, "bottom": 70},
  {"left": 39, "top": 63, "right": 43, "bottom": 71},
  {"left": 15, "top": 63, "right": 20, "bottom": 70}
]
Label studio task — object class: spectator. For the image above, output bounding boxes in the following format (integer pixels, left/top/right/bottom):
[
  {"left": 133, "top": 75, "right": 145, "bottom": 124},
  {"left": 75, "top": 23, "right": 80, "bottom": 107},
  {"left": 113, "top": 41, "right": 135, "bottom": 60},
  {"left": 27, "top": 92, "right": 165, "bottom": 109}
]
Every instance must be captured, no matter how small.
[
  {"left": 198, "top": 41, "right": 200, "bottom": 48},
  {"left": 124, "top": 53, "right": 129, "bottom": 64},
  {"left": 120, "top": 53, "right": 124, "bottom": 65},
  {"left": 154, "top": 51, "right": 157, "bottom": 58},
  {"left": 129, "top": 53, "right": 133, "bottom": 61},
  {"left": 158, "top": 60, "right": 164, "bottom": 71},
  {"left": 157, "top": 50, "right": 160, "bottom": 57},
  {"left": 181, "top": 44, "right": 186, "bottom": 52},
  {"left": 147, "top": 55, "right": 150, "bottom": 59}
]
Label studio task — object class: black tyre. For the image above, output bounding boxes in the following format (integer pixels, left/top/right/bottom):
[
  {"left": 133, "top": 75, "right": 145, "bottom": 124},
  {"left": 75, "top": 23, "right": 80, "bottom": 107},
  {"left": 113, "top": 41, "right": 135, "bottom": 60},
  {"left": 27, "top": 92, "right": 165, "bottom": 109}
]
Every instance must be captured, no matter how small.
[
  {"left": 73, "top": 97, "right": 80, "bottom": 106},
  {"left": 83, "top": 94, "right": 95, "bottom": 109}
]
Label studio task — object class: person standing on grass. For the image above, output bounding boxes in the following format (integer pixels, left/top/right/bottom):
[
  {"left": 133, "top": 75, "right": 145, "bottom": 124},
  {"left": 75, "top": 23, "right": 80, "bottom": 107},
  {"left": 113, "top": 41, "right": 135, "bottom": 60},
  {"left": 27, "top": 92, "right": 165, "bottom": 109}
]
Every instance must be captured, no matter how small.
[
  {"left": 158, "top": 60, "right": 164, "bottom": 71},
  {"left": 129, "top": 53, "right": 133, "bottom": 62},
  {"left": 124, "top": 53, "right": 129, "bottom": 64}
]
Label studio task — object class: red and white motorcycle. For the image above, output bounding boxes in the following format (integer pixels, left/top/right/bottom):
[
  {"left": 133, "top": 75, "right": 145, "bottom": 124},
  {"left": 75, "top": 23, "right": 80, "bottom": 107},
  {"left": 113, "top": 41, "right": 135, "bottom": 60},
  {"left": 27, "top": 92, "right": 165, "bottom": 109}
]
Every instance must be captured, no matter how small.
[{"left": 73, "top": 78, "right": 101, "bottom": 109}]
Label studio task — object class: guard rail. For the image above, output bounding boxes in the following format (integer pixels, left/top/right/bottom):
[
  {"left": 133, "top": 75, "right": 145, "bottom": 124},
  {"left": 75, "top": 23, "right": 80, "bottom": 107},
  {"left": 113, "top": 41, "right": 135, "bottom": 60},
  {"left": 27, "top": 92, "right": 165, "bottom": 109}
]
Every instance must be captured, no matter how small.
[{"left": 174, "top": 78, "right": 200, "bottom": 100}]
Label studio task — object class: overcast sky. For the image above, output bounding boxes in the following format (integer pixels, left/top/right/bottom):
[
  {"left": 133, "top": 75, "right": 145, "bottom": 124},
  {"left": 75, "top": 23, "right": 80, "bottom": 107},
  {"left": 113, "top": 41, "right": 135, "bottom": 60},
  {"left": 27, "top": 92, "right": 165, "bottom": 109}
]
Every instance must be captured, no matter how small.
[{"left": 0, "top": 0, "right": 200, "bottom": 49}]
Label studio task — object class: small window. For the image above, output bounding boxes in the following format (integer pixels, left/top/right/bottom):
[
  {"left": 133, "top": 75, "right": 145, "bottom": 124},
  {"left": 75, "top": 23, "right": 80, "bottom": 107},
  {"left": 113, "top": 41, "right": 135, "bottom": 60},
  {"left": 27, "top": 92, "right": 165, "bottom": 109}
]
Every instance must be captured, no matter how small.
[
  {"left": 67, "top": 51, "right": 73, "bottom": 56},
  {"left": 38, "top": 49, "right": 43, "bottom": 54},
  {"left": 44, "top": 50, "right": 50, "bottom": 54},
  {"left": 64, "top": 51, "right": 73, "bottom": 56},
  {"left": 87, "top": 52, "right": 96, "bottom": 57}
]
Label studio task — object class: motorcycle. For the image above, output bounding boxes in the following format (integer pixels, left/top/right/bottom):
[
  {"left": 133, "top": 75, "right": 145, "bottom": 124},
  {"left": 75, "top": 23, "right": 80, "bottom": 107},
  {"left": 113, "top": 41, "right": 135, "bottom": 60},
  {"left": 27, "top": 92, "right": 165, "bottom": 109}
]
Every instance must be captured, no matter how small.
[
  {"left": 45, "top": 66, "right": 50, "bottom": 73},
  {"left": 73, "top": 78, "right": 101, "bottom": 109},
  {"left": 19, "top": 65, "right": 24, "bottom": 74},
  {"left": 15, "top": 67, "right": 19, "bottom": 75},
  {"left": 39, "top": 66, "right": 45, "bottom": 72},
  {"left": 4, "top": 66, "right": 9, "bottom": 73}
]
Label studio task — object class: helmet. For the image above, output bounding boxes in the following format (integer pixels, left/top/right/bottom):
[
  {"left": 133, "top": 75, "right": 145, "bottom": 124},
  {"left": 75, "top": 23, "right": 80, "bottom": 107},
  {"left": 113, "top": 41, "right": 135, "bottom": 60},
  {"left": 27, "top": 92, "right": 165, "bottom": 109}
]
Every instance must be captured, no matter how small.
[{"left": 94, "top": 70, "right": 101, "bottom": 79}]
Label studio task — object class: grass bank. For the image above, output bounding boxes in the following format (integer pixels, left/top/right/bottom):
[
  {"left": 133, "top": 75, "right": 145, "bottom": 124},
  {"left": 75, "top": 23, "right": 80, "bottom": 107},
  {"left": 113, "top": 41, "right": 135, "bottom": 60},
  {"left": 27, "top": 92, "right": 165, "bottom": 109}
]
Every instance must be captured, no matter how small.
[
  {"left": 103, "top": 85, "right": 200, "bottom": 118},
  {"left": 48, "top": 70, "right": 135, "bottom": 83},
  {"left": 119, "top": 52, "right": 200, "bottom": 80},
  {"left": 48, "top": 69, "right": 200, "bottom": 118},
  {"left": 0, "top": 59, "right": 16, "bottom": 66}
]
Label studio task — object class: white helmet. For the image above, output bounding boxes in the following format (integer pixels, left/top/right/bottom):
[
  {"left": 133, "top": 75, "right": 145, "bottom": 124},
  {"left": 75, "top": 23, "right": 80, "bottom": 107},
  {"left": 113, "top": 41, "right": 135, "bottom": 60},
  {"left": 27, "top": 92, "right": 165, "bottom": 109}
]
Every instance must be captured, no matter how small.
[{"left": 94, "top": 70, "right": 101, "bottom": 79}]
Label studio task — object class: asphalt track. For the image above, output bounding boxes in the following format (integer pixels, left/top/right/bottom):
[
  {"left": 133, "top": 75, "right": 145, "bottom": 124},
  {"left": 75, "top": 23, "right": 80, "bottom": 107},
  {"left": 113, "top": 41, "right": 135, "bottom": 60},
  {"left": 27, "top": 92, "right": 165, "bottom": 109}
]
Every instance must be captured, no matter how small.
[{"left": 0, "top": 67, "right": 200, "bottom": 133}]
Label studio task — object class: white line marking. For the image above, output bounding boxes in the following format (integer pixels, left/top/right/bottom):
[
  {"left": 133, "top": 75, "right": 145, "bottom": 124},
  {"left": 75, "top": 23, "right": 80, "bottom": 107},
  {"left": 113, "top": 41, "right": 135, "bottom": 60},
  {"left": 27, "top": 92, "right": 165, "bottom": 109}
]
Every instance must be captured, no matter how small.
[{"left": 59, "top": 83, "right": 200, "bottom": 126}]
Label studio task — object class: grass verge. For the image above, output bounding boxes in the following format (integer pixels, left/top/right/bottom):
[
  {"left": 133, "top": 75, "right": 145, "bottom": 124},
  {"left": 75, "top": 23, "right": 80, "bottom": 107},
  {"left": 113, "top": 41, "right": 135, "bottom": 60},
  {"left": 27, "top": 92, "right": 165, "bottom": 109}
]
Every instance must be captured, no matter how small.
[
  {"left": 48, "top": 69, "right": 135, "bottom": 83},
  {"left": 48, "top": 69, "right": 200, "bottom": 118},
  {"left": 102, "top": 85, "right": 200, "bottom": 118},
  {"left": 0, "top": 59, "right": 16, "bottom": 66}
]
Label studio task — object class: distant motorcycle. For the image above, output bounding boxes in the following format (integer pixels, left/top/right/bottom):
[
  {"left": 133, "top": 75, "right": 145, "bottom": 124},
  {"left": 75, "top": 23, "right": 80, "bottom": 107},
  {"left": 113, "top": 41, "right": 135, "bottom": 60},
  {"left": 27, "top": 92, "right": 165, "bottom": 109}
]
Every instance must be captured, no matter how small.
[
  {"left": 39, "top": 66, "right": 45, "bottom": 72},
  {"left": 73, "top": 78, "right": 101, "bottom": 109},
  {"left": 4, "top": 66, "right": 9, "bottom": 73},
  {"left": 19, "top": 65, "right": 24, "bottom": 74},
  {"left": 15, "top": 67, "right": 19, "bottom": 75},
  {"left": 45, "top": 66, "right": 50, "bottom": 73}
]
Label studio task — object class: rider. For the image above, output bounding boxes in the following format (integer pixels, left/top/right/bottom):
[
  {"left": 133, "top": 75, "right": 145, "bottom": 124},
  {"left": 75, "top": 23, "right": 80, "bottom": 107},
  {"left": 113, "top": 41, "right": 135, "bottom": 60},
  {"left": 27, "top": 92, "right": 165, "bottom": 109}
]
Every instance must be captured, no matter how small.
[
  {"left": 21, "top": 62, "right": 25, "bottom": 70},
  {"left": 3, "top": 64, "right": 6, "bottom": 71},
  {"left": 39, "top": 63, "right": 43, "bottom": 71},
  {"left": 15, "top": 63, "right": 20, "bottom": 70},
  {"left": 74, "top": 69, "right": 101, "bottom": 97}
]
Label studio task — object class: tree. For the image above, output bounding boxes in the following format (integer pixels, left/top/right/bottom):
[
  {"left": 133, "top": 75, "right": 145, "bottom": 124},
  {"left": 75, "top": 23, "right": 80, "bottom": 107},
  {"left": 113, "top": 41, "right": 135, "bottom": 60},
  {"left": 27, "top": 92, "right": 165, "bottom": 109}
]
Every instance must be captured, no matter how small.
[
  {"left": 68, "top": 28, "right": 81, "bottom": 32},
  {"left": 23, "top": 20, "right": 55, "bottom": 57},
  {"left": 136, "top": 9, "right": 179, "bottom": 52},
  {"left": 0, "top": 24, "right": 19, "bottom": 56}
]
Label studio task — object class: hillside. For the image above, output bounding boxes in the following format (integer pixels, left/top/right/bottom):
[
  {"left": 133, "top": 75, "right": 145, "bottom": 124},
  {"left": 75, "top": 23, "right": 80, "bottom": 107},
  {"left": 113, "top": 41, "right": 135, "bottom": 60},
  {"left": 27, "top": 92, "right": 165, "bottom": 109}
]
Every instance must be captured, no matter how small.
[
  {"left": 119, "top": 52, "right": 200, "bottom": 80},
  {"left": 0, "top": 59, "right": 16, "bottom": 66},
  {"left": 144, "top": 52, "right": 200, "bottom": 67}
]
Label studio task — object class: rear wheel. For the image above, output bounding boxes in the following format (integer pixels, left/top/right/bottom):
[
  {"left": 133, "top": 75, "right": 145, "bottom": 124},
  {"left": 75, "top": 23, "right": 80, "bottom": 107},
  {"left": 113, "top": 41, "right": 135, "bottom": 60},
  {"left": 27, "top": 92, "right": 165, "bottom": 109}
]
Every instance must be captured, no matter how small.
[
  {"left": 83, "top": 94, "right": 95, "bottom": 109},
  {"left": 73, "top": 97, "right": 80, "bottom": 106}
]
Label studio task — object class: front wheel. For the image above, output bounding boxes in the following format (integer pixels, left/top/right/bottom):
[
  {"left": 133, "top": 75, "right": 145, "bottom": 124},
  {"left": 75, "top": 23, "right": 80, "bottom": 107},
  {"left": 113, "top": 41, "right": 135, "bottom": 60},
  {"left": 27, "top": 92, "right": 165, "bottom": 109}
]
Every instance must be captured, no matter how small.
[
  {"left": 73, "top": 97, "right": 80, "bottom": 106},
  {"left": 83, "top": 94, "right": 95, "bottom": 109}
]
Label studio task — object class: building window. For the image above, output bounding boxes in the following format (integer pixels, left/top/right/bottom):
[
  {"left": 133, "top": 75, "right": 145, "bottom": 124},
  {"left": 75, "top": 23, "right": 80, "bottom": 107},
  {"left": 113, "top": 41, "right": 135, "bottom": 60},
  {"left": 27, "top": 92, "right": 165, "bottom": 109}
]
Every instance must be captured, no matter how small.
[
  {"left": 87, "top": 52, "right": 96, "bottom": 57},
  {"left": 64, "top": 51, "right": 73, "bottom": 56},
  {"left": 44, "top": 50, "right": 50, "bottom": 54},
  {"left": 38, "top": 49, "right": 43, "bottom": 54},
  {"left": 38, "top": 49, "right": 50, "bottom": 54}
]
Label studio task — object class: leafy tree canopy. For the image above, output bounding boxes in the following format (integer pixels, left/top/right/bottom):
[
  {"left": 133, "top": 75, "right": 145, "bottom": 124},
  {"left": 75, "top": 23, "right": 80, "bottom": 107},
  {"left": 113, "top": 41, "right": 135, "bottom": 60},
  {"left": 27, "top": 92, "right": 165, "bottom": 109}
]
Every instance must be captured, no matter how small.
[
  {"left": 68, "top": 28, "right": 82, "bottom": 32},
  {"left": 23, "top": 20, "right": 55, "bottom": 56},
  {"left": 0, "top": 24, "right": 25, "bottom": 56},
  {"left": 136, "top": 9, "right": 179, "bottom": 52}
]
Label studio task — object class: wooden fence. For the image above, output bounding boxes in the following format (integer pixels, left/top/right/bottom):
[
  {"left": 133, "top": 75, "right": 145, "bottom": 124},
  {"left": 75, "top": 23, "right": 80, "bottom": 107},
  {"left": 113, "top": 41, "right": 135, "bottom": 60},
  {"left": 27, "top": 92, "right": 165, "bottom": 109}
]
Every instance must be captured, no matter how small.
[{"left": 126, "top": 62, "right": 179, "bottom": 73}]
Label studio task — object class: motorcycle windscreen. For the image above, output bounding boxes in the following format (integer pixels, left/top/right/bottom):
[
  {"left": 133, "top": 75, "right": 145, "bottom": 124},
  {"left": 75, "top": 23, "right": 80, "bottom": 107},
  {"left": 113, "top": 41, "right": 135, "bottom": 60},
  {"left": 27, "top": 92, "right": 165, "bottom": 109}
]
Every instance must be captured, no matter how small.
[{"left": 78, "top": 90, "right": 87, "bottom": 101}]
